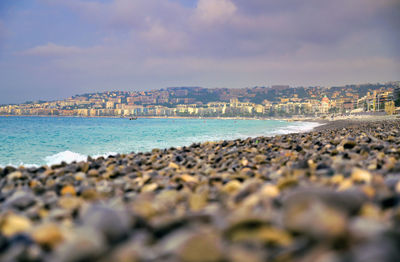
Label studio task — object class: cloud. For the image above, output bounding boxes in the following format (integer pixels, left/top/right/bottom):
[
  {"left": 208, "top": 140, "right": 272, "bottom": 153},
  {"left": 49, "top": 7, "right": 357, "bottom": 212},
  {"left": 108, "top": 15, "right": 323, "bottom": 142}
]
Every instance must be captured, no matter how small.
[
  {"left": 1, "top": 0, "right": 399, "bottom": 104},
  {"left": 140, "top": 23, "right": 189, "bottom": 52},
  {"left": 38, "top": 0, "right": 399, "bottom": 59},
  {"left": 20, "top": 43, "right": 84, "bottom": 56},
  {"left": 194, "top": 0, "right": 237, "bottom": 25}
]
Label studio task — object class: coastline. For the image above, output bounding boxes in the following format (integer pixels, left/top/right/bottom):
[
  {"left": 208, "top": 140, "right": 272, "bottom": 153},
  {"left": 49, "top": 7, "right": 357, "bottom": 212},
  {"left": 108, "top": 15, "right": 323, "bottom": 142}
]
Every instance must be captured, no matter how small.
[
  {"left": 0, "top": 116, "right": 323, "bottom": 168},
  {"left": 2, "top": 115, "right": 398, "bottom": 168},
  {"left": 2, "top": 113, "right": 397, "bottom": 122},
  {"left": 0, "top": 117, "right": 399, "bottom": 260}
]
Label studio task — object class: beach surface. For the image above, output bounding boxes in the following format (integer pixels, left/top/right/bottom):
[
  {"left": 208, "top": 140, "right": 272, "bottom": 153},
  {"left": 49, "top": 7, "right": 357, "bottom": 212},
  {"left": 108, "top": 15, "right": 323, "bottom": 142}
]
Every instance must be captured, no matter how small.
[{"left": 0, "top": 117, "right": 400, "bottom": 261}]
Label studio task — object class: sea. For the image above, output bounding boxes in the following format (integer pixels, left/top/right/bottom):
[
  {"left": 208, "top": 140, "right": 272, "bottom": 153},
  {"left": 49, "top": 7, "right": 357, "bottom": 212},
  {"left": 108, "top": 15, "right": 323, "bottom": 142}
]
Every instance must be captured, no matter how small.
[{"left": 0, "top": 116, "right": 322, "bottom": 167}]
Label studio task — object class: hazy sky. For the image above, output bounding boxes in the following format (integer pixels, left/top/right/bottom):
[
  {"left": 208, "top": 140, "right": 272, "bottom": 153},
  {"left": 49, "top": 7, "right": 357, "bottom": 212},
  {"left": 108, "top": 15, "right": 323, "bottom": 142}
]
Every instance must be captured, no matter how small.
[{"left": 0, "top": 0, "right": 399, "bottom": 104}]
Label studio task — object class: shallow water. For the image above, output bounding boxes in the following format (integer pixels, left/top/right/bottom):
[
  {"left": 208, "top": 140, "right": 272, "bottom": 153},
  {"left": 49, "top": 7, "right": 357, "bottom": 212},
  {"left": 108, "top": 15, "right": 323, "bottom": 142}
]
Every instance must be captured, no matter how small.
[{"left": 0, "top": 116, "right": 321, "bottom": 167}]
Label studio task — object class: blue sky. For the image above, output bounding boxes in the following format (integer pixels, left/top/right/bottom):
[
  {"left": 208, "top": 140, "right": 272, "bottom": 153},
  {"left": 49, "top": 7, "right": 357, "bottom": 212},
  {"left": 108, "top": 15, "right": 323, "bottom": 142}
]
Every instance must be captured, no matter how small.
[{"left": 0, "top": 0, "right": 399, "bottom": 104}]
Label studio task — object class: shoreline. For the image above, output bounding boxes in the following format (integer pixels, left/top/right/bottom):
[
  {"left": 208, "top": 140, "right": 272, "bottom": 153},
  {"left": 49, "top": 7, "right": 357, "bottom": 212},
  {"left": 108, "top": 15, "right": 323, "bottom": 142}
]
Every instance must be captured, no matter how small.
[
  {"left": 2, "top": 116, "right": 399, "bottom": 169},
  {"left": 0, "top": 118, "right": 323, "bottom": 168},
  {"left": 1, "top": 113, "right": 397, "bottom": 122}
]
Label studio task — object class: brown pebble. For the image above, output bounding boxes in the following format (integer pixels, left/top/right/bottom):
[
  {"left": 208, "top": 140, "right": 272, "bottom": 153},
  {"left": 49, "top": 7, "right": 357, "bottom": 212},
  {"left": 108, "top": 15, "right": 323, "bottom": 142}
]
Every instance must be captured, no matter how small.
[
  {"left": 178, "top": 232, "right": 224, "bottom": 262},
  {"left": 1, "top": 213, "right": 32, "bottom": 236},
  {"left": 351, "top": 168, "right": 371, "bottom": 183},
  {"left": 31, "top": 223, "right": 64, "bottom": 249},
  {"left": 61, "top": 185, "right": 76, "bottom": 196}
]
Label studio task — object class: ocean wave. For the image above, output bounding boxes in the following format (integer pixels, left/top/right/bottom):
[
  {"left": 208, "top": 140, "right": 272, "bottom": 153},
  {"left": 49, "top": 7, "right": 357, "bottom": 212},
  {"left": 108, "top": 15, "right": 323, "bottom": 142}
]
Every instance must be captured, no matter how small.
[
  {"left": 0, "top": 162, "right": 39, "bottom": 169},
  {"left": 270, "top": 121, "right": 323, "bottom": 135},
  {"left": 44, "top": 151, "right": 117, "bottom": 166},
  {"left": 1, "top": 121, "right": 323, "bottom": 167},
  {"left": 44, "top": 151, "right": 87, "bottom": 166}
]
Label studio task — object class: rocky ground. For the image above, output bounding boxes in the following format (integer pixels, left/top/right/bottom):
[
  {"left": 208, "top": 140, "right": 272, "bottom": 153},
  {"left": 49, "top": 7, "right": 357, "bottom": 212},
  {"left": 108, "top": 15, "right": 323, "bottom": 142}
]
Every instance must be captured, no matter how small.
[{"left": 1, "top": 119, "right": 400, "bottom": 262}]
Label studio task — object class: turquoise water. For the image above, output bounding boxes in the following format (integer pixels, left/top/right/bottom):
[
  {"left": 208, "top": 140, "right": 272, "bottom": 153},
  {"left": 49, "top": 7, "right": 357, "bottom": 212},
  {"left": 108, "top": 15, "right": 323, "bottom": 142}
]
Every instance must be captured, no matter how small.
[{"left": 0, "top": 116, "right": 321, "bottom": 167}]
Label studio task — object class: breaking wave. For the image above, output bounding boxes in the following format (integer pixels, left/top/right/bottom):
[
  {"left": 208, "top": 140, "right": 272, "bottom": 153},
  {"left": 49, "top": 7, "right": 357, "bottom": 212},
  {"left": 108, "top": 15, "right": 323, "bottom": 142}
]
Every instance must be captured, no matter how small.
[
  {"left": 270, "top": 121, "right": 324, "bottom": 135},
  {"left": 44, "top": 150, "right": 117, "bottom": 166}
]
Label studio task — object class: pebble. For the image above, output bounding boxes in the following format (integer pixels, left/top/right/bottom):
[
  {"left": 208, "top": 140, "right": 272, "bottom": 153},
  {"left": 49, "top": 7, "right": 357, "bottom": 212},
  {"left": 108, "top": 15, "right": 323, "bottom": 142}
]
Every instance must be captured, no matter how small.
[
  {"left": 4, "top": 191, "right": 36, "bottom": 210},
  {"left": 176, "top": 231, "right": 224, "bottom": 262},
  {"left": 60, "top": 185, "right": 76, "bottom": 196},
  {"left": 0, "top": 213, "right": 32, "bottom": 237},
  {"left": 351, "top": 168, "right": 372, "bottom": 183},
  {"left": 81, "top": 205, "right": 130, "bottom": 243},
  {"left": 31, "top": 223, "right": 64, "bottom": 249}
]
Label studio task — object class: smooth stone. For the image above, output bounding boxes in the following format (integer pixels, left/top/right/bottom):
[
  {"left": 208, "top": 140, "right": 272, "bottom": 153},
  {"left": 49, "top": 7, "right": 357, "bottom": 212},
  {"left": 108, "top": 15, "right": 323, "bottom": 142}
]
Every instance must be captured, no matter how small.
[
  {"left": 81, "top": 205, "right": 130, "bottom": 243},
  {"left": 351, "top": 168, "right": 372, "bottom": 183},
  {"left": 60, "top": 185, "right": 76, "bottom": 196},
  {"left": 283, "top": 191, "right": 348, "bottom": 238},
  {"left": 4, "top": 191, "right": 36, "bottom": 210},
  {"left": 159, "top": 229, "right": 224, "bottom": 262},
  {"left": 177, "top": 232, "right": 224, "bottom": 262},
  {"left": 74, "top": 172, "right": 86, "bottom": 181},
  {"left": 53, "top": 228, "right": 106, "bottom": 262},
  {"left": 343, "top": 140, "right": 356, "bottom": 149},
  {"left": 31, "top": 223, "right": 64, "bottom": 249},
  {"left": 7, "top": 171, "right": 23, "bottom": 180},
  {"left": 0, "top": 214, "right": 32, "bottom": 237}
]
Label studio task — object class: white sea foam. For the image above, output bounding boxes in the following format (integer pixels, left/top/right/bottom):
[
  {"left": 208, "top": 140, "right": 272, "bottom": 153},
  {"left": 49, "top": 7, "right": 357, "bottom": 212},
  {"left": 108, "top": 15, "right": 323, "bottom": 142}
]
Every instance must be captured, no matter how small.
[
  {"left": 93, "top": 152, "right": 118, "bottom": 159},
  {"left": 43, "top": 150, "right": 118, "bottom": 166},
  {"left": 44, "top": 151, "right": 87, "bottom": 166},
  {"left": 0, "top": 162, "right": 39, "bottom": 168},
  {"left": 270, "top": 121, "right": 324, "bottom": 135}
]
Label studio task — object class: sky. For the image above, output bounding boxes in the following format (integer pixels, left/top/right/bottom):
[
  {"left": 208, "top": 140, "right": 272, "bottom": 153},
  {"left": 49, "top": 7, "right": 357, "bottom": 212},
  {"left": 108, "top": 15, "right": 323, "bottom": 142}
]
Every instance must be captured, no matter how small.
[{"left": 0, "top": 0, "right": 399, "bottom": 104}]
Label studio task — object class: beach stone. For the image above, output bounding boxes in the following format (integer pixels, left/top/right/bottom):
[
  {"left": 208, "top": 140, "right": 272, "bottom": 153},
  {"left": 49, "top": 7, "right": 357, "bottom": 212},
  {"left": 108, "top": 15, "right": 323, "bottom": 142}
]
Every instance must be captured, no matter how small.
[
  {"left": 254, "top": 154, "right": 267, "bottom": 164},
  {"left": 104, "top": 241, "right": 140, "bottom": 262},
  {"left": 189, "top": 191, "right": 208, "bottom": 211},
  {"left": 223, "top": 180, "right": 242, "bottom": 194},
  {"left": 351, "top": 168, "right": 372, "bottom": 183},
  {"left": 2, "top": 166, "right": 16, "bottom": 176},
  {"left": 168, "top": 162, "right": 180, "bottom": 170},
  {"left": 0, "top": 236, "right": 41, "bottom": 262},
  {"left": 31, "top": 223, "right": 64, "bottom": 249},
  {"left": 283, "top": 191, "right": 348, "bottom": 238},
  {"left": 349, "top": 217, "right": 386, "bottom": 240},
  {"left": 343, "top": 140, "right": 356, "bottom": 149},
  {"left": 60, "top": 185, "right": 76, "bottom": 196},
  {"left": 7, "top": 171, "right": 22, "bottom": 180},
  {"left": 58, "top": 196, "right": 82, "bottom": 210},
  {"left": 4, "top": 191, "right": 36, "bottom": 210},
  {"left": 81, "top": 205, "right": 130, "bottom": 243},
  {"left": 177, "top": 232, "right": 224, "bottom": 262},
  {"left": 180, "top": 174, "right": 199, "bottom": 184},
  {"left": 54, "top": 228, "right": 106, "bottom": 262},
  {"left": 228, "top": 224, "right": 292, "bottom": 247},
  {"left": 79, "top": 162, "right": 90, "bottom": 173},
  {"left": 74, "top": 172, "right": 86, "bottom": 181},
  {"left": 0, "top": 213, "right": 32, "bottom": 237},
  {"left": 228, "top": 246, "right": 265, "bottom": 262},
  {"left": 87, "top": 169, "right": 99, "bottom": 177},
  {"left": 141, "top": 183, "right": 158, "bottom": 193},
  {"left": 81, "top": 188, "right": 100, "bottom": 200},
  {"left": 395, "top": 181, "right": 400, "bottom": 194},
  {"left": 259, "top": 184, "right": 280, "bottom": 198},
  {"left": 351, "top": 239, "right": 400, "bottom": 262}
]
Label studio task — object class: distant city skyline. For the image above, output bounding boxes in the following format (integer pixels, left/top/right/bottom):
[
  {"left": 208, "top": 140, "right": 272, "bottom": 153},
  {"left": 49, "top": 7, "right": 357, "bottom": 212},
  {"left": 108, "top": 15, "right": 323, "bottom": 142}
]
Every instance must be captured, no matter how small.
[
  {"left": 1, "top": 83, "right": 397, "bottom": 118},
  {"left": 0, "top": 0, "right": 399, "bottom": 104}
]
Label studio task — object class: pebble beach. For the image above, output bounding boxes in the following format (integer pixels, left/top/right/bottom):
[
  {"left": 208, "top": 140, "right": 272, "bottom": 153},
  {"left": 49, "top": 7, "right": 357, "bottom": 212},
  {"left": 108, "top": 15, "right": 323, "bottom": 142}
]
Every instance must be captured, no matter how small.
[{"left": 1, "top": 118, "right": 400, "bottom": 262}]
